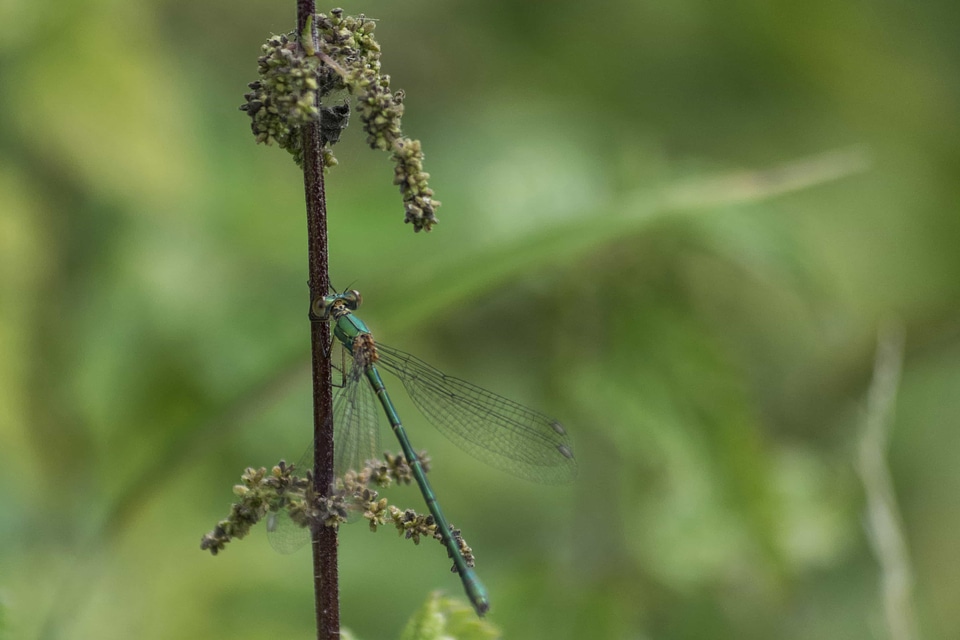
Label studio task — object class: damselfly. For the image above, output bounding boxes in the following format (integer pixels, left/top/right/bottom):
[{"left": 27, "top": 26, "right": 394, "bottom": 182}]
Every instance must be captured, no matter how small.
[{"left": 274, "top": 289, "right": 576, "bottom": 616}]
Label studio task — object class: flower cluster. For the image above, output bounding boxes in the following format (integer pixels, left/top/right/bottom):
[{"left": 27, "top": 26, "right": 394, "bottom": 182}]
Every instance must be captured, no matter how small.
[
  {"left": 200, "top": 461, "right": 310, "bottom": 554},
  {"left": 200, "top": 450, "right": 474, "bottom": 571},
  {"left": 388, "top": 509, "right": 477, "bottom": 570},
  {"left": 239, "top": 8, "right": 440, "bottom": 231},
  {"left": 240, "top": 33, "right": 325, "bottom": 166}
]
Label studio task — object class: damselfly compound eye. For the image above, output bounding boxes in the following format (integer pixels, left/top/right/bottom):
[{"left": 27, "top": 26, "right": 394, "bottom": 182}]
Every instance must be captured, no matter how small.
[
  {"left": 311, "top": 296, "right": 328, "bottom": 319},
  {"left": 343, "top": 289, "right": 362, "bottom": 310}
]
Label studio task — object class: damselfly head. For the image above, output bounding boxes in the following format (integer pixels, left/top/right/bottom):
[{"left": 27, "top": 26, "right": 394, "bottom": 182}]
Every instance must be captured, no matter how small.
[{"left": 312, "top": 289, "right": 362, "bottom": 320}]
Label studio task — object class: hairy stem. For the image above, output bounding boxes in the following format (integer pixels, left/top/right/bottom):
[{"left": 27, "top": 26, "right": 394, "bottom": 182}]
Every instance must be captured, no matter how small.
[{"left": 298, "top": 1, "right": 339, "bottom": 638}]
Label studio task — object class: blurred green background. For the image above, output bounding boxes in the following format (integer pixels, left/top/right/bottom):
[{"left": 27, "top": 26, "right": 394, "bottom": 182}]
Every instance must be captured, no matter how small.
[{"left": 2, "top": 0, "right": 959, "bottom": 638}]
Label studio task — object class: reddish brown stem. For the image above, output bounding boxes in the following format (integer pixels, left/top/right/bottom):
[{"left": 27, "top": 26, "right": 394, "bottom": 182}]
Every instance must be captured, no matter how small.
[{"left": 298, "top": 1, "right": 339, "bottom": 639}]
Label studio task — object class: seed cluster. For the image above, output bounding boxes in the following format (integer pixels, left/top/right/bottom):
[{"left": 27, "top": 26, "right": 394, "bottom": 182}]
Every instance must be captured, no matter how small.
[
  {"left": 240, "top": 32, "right": 327, "bottom": 167},
  {"left": 239, "top": 8, "right": 440, "bottom": 232},
  {"left": 200, "top": 451, "right": 475, "bottom": 571}
]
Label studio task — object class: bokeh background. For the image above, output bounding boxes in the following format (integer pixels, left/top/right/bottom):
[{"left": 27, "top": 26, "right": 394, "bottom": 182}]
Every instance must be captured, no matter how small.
[{"left": 2, "top": 0, "right": 959, "bottom": 638}]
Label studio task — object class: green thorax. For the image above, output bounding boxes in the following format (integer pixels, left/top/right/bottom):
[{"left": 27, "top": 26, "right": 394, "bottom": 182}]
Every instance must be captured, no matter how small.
[
  {"left": 315, "top": 291, "right": 371, "bottom": 352},
  {"left": 333, "top": 311, "right": 370, "bottom": 353}
]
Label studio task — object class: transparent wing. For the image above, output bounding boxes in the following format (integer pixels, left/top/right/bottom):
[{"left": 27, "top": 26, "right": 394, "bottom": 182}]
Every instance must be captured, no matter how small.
[
  {"left": 266, "top": 506, "right": 310, "bottom": 554},
  {"left": 267, "top": 356, "right": 382, "bottom": 553},
  {"left": 333, "top": 360, "right": 382, "bottom": 478},
  {"left": 266, "top": 441, "right": 313, "bottom": 554},
  {"left": 375, "top": 344, "right": 577, "bottom": 484}
]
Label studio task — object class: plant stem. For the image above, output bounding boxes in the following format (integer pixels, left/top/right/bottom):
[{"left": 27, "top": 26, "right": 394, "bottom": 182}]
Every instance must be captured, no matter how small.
[
  {"left": 298, "top": 1, "right": 339, "bottom": 639},
  {"left": 858, "top": 322, "right": 917, "bottom": 640}
]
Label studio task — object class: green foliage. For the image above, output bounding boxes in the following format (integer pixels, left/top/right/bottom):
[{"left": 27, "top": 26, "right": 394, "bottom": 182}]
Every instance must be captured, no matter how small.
[
  {"left": 334, "top": 595, "right": 503, "bottom": 640},
  {"left": 400, "top": 592, "right": 501, "bottom": 640},
  {"left": 2, "top": 0, "right": 959, "bottom": 639}
]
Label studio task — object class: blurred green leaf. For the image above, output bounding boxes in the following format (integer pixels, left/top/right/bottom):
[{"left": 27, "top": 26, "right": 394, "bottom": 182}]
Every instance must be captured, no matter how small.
[{"left": 399, "top": 592, "right": 500, "bottom": 640}]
